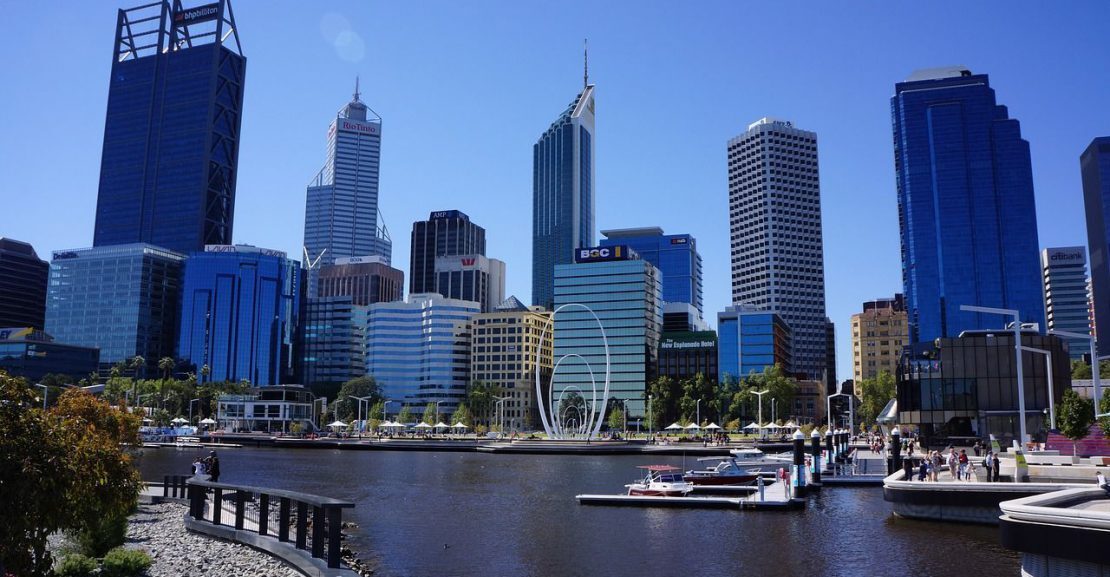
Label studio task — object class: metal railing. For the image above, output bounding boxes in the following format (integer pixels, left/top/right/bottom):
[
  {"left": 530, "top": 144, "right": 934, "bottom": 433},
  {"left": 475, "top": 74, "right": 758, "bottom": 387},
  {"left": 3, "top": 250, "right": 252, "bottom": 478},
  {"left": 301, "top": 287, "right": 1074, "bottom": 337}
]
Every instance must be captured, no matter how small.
[{"left": 186, "top": 477, "right": 354, "bottom": 569}]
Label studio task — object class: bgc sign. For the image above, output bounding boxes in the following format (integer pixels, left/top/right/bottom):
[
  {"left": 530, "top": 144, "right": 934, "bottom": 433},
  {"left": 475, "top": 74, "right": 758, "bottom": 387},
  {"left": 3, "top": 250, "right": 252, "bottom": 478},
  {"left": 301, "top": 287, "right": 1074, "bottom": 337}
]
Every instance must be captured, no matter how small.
[{"left": 575, "top": 245, "right": 631, "bottom": 264}]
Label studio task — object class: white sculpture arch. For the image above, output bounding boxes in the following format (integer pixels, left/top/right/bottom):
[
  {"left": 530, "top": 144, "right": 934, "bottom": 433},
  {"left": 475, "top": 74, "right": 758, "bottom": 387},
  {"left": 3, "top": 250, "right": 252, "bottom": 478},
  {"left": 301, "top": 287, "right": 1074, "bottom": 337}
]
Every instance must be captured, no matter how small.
[{"left": 535, "top": 303, "right": 611, "bottom": 440}]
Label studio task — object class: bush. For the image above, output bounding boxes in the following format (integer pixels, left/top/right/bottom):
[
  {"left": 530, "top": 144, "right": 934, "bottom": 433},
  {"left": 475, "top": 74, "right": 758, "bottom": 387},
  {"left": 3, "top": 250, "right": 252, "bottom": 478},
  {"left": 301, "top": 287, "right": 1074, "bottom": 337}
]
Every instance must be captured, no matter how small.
[
  {"left": 72, "top": 510, "right": 131, "bottom": 558},
  {"left": 54, "top": 553, "right": 98, "bottom": 577},
  {"left": 100, "top": 548, "right": 151, "bottom": 577}
]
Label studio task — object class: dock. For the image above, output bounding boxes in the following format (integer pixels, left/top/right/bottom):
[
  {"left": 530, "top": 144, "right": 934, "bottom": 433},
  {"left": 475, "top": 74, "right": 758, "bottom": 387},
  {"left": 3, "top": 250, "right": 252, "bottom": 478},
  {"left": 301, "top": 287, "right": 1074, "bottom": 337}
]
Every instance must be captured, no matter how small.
[{"left": 578, "top": 476, "right": 803, "bottom": 511}]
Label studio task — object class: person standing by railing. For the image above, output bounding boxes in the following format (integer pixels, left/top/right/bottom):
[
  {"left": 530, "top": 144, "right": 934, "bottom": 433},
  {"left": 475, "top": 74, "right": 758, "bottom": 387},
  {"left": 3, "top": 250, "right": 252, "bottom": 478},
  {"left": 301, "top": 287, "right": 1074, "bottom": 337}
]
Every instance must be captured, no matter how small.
[{"left": 205, "top": 451, "right": 221, "bottom": 482}]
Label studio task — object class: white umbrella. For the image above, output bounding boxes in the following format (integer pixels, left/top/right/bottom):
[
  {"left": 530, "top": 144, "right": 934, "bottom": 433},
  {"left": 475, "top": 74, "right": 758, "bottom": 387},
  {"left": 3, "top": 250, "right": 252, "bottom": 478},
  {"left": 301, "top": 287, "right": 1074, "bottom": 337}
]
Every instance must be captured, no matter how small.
[
  {"left": 783, "top": 421, "right": 798, "bottom": 428},
  {"left": 762, "top": 423, "right": 780, "bottom": 429},
  {"left": 684, "top": 423, "right": 701, "bottom": 429},
  {"left": 743, "top": 422, "right": 761, "bottom": 430},
  {"left": 171, "top": 417, "right": 188, "bottom": 425},
  {"left": 434, "top": 422, "right": 450, "bottom": 429},
  {"left": 142, "top": 418, "right": 153, "bottom": 423},
  {"left": 327, "top": 420, "right": 348, "bottom": 428},
  {"left": 664, "top": 422, "right": 683, "bottom": 431},
  {"left": 704, "top": 423, "right": 721, "bottom": 430},
  {"left": 199, "top": 418, "right": 216, "bottom": 425},
  {"left": 452, "top": 422, "right": 469, "bottom": 429},
  {"left": 414, "top": 422, "right": 433, "bottom": 429}
]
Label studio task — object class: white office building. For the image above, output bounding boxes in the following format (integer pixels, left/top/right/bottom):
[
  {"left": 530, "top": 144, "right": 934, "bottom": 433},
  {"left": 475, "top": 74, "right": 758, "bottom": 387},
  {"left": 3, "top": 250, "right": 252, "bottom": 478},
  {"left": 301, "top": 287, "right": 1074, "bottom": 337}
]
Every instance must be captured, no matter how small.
[
  {"left": 1041, "top": 247, "right": 1091, "bottom": 359},
  {"left": 433, "top": 254, "right": 506, "bottom": 313},
  {"left": 727, "top": 117, "right": 829, "bottom": 381}
]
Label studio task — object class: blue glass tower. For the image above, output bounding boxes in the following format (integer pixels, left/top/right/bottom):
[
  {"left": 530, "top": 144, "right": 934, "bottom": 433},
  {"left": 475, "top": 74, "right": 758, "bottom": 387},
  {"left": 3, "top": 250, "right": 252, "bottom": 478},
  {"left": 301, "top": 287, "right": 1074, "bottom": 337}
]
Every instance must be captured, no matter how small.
[
  {"left": 893, "top": 67, "right": 1043, "bottom": 344},
  {"left": 600, "top": 227, "right": 703, "bottom": 314},
  {"left": 717, "top": 306, "right": 792, "bottom": 383},
  {"left": 177, "top": 246, "right": 302, "bottom": 386},
  {"left": 532, "top": 82, "right": 596, "bottom": 310},
  {"left": 92, "top": 0, "right": 245, "bottom": 254},
  {"left": 1082, "top": 137, "right": 1110, "bottom": 354}
]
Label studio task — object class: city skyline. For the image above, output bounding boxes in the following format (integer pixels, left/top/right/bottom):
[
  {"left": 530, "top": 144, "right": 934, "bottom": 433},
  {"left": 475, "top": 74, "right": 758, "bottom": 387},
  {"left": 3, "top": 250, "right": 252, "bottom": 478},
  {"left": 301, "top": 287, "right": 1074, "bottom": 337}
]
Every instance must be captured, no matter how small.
[{"left": 4, "top": 2, "right": 1110, "bottom": 380}]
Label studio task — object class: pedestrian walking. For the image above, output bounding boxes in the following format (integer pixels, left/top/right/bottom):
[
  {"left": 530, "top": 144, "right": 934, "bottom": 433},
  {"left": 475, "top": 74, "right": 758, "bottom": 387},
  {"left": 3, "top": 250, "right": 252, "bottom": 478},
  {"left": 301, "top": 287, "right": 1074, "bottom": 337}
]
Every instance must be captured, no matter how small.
[
  {"left": 991, "top": 451, "right": 1001, "bottom": 482},
  {"left": 958, "top": 449, "right": 969, "bottom": 480}
]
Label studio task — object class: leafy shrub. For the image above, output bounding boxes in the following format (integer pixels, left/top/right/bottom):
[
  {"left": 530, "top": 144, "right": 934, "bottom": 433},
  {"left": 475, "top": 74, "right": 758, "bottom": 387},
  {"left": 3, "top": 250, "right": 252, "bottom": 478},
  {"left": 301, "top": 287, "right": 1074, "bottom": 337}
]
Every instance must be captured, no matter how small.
[
  {"left": 100, "top": 548, "right": 151, "bottom": 577},
  {"left": 72, "top": 511, "right": 131, "bottom": 558},
  {"left": 55, "top": 553, "right": 98, "bottom": 577}
]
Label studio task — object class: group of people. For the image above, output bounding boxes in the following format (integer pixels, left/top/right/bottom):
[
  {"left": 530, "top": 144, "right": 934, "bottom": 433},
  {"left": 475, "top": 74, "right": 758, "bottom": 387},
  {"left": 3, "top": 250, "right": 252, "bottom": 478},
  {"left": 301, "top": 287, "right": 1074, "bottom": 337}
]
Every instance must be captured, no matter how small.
[
  {"left": 191, "top": 450, "right": 221, "bottom": 482},
  {"left": 914, "top": 446, "right": 1002, "bottom": 482}
]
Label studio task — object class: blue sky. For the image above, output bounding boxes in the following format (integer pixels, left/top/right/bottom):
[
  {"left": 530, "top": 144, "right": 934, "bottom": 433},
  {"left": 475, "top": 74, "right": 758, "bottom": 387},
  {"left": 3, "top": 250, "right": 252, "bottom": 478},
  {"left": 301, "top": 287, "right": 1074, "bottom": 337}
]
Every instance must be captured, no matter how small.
[{"left": 3, "top": 1, "right": 1109, "bottom": 381}]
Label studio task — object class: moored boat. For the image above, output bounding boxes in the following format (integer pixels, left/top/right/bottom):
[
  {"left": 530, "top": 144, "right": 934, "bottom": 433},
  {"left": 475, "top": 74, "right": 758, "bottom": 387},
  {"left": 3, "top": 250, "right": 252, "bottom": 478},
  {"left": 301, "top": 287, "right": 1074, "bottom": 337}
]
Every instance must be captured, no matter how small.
[
  {"left": 625, "top": 465, "right": 693, "bottom": 496},
  {"left": 684, "top": 456, "right": 761, "bottom": 486}
]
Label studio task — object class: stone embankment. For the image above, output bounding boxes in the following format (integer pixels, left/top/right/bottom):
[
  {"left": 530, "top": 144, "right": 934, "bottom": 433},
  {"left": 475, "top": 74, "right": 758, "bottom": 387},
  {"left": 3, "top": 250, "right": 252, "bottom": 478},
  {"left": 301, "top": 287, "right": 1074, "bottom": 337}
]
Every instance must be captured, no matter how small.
[{"left": 127, "top": 502, "right": 303, "bottom": 577}]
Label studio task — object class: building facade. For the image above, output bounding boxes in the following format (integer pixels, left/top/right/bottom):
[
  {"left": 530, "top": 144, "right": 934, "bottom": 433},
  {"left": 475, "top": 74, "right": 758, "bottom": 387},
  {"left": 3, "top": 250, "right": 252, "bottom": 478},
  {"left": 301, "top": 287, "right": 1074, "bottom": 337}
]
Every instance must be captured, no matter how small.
[
  {"left": 0, "top": 238, "right": 49, "bottom": 330},
  {"left": 433, "top": 254, "right": 506, "bottom": 313},
  {"left": 893, "top": 67, "right": 1044, "bottom": 344},
  {"left": 727, "top": 117, "right": 828, "bottom": 380},
  {"left": 93, "top": 0, "right": 245, "bottom": 253},
  {"left": 316, "top": 256, "right": 403, "bottom": 306},
  {"left": 600, "top": 227, "right": 703, "bottom": 314},
  {"left": 1041, "top": 247, "right": 1091, "bottom": 360},
  {"left": 217, "top": 385, "right": 318, "bottom": 433},
  {"left": 1082, "top": 137, "right": 1110, "bottom": 354},
  {"left": 717, "top": 305, "right": 792, "bottom": 384},
  {"left": 302, "top": 297, "right": 368, "bottom": 390},
  {"left": 469, "top": 297, "right": 553, "bottom": 430},
  {"left": 366, "top": 294, "right": 479, "bottom": 417},
  {"left": 553, "top": 246, "right": 661, "bottom": 420},
  {"left": 658, "top": 331, "right": 718, "bottom": 382},
  {"left": 0, "top": 328, "right": 100, "bottom": 383},
  {"left": 410, "top": 211, "right": 486, "bottom": 296},
  {"left": 46, "top": 244, "right": 185, "bottom": 369},
  {"left": 851, "top": 295, "right": 909, "bottom": 383},
  {"left": 177, "top": 246, "right": 302, "bottom": 386},
  {"left": 897, "top": 330, "right": 1069, "bottom": 444},
  {"left": 304, "top": 83, "right": 392, "bottom": 273},
  {"left": 533, "top": 84, "right": 596, "bottom": 310},
  {"left": 793, "top": 379, "right": 827, "bottom": 426}
]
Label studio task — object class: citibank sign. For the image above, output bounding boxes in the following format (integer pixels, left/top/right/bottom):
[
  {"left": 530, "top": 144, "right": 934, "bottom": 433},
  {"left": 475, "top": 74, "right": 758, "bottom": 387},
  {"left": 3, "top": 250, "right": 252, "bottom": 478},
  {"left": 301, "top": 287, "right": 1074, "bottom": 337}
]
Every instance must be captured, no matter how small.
[
  {"left": 338, "top": 120, "right": 380, "bottom": 136},
  {"left": 1048, "top": 248, "right": 1085, "bottom": 263}
]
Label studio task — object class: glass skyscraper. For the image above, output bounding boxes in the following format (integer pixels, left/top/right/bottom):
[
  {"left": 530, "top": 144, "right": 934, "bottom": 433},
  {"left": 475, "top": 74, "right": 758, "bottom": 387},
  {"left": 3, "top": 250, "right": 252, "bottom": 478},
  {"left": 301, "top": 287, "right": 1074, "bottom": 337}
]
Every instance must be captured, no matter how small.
[
  {"left": 93, "top": 0, "right": 245, "bottom": 254},
  {"left": 177, "top": 246, "right": 302, "bottom": 386},
  {"left": 304, "top": 83, "right": 392, "bottom": 273},
  {"left": 533, "top": 83, "right": 596, "bottom": 310},
  {"left": 1040, "top": 248, "right": 1091, "bottom": 360},
  {"left": 302, "top": 297, "right": 368, "bottom": 389},
  {"left": 600, "top": 227, "right": 703, "bottom": 314},
  {"left": 45, "top": 244, "right": 186, "bottom": 369},
  {"left": 893, "top": 67, "right": 1044, "bottom": 344},
  {"left": 1081, "top": 136, "right": 1110, "bottom": 353},
  {"left": 553, "top": 246, "right": 661, "bottom": 419},
  {"left": 717, "top": 305, "right": 792, "bottom": 384},
  {"left": 409, "top": 210, "right": 486, "bottom": 295},
  {"left": 0, "top": 238, "right": 49, "bottom": 330}
]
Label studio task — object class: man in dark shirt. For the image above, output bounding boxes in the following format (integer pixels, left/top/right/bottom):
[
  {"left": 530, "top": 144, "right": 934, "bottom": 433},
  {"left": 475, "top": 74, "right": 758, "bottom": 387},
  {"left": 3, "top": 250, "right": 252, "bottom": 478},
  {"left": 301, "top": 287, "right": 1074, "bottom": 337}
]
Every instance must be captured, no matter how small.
[{"left": 206, "top": 451, "right": 221, "bottom": 482}]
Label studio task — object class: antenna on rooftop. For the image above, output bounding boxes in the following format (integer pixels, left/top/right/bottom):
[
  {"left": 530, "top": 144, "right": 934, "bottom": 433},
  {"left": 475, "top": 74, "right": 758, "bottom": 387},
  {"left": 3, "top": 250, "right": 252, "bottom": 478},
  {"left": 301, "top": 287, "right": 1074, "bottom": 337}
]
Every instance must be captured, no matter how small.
[
  {"left": 583, "top": 38, "right": 589, "bottom": 88},
  {"left": 354, "top": 76, "right": 361, "bottom": 101}
]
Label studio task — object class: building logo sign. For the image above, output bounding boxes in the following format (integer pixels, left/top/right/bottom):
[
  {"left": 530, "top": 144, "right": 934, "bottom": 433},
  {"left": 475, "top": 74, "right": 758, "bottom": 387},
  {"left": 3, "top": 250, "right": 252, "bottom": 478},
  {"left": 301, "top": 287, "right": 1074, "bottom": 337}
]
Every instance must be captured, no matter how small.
[
  {"left": 1048, "top": 248, "right": 1085, "bottom": 263},
  {"left": 335, "top": 255, "right": 383, "bottom": 266},
  {"left": 429, "top": 210, "right": 466, "bottom": 221},
  {"left": 174, "top": 3, "right": 219, "bottom": 24},
  {"left": 670, "top": 237, "right": 688, "bottom": 245},
  {"left": 659, "top": 332, "right": 717, "bottom": 351},
  {"left": 204, "top": 245, "right": 287, "bottom": 259},
  {"left": 461, "top": 257, "right": 476, "bottom": 266},
  {"left": 338, "top": 120, "right": 380, "bottom": 136},
  {"left": 575, "top": 245, "right": 629, "bottom": 263}
]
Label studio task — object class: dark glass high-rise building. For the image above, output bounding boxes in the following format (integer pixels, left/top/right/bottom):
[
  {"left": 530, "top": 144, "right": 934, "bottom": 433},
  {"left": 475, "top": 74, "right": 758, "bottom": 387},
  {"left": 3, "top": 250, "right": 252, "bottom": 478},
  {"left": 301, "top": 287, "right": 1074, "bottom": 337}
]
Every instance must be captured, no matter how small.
[
  {"left": 317, "top": 257, "right": 403, "bottom": 306},
  {"left": 92, "top": 0, "right": 245, "bottom": 254},
  {"left": 893, "top": 67, "right": 1043, "bottom": 344},
  {"left": 0, "top": 238, "right": 49, "bottom": 329},
  {"left": 409, "top": 211, "right": 486, "bottom": 295},
  {"left": 600, "top": 227, "right": 703, "bottom": 314},
  {"left": 532, "top": 83, "right": 596, "bottom": 310},
  {"left": 1081, "top": 137, "right": 1110, "bottom": 353}
]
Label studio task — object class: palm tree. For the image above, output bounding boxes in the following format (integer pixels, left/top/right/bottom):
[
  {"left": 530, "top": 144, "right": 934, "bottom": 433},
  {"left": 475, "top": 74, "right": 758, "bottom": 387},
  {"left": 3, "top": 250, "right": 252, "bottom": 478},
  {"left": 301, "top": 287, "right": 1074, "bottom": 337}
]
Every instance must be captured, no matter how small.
[
  {"left": 158, "top": 357, "right": 175, "bottom": 410},
  {"left": 130, "top": 356, "right": 145, "bottom": 407},
  {"left": 200, "top": 364, "right": 211, "bottom": 385}
]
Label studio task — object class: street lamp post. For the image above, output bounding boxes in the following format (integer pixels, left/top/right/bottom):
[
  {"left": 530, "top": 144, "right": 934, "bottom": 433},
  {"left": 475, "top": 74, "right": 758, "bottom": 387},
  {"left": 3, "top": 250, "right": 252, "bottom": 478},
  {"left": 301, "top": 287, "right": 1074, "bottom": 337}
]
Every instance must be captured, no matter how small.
[
  {"left": 1018, "top": 346, "right": 1055, "bottom": 430},
  {"left": 33, "top": 383, "right": 47, "bottom": 410},
  {"left": 1049, "top": 329, "right": 1109, "bottom": 419},
  {"left": 961, "top": 304, "right": 1027, "bottom": 445},
  {"left": 494, "top": 396, "right": 509, "bottom": 437},
  {"left": 828, "top": 390, "right": 849, "bottom": 435},
  {"left": 348, "top": 395, "right": 372, "bottom": 435},
  {"left": 749, "top": 389, "right": 769, "bottom": 439},
  {"left": 771, "top": 397, "right": 777, "bottom": 424},
  {"left": 435, "top": 400, "right": 442, "bottom": 425},
  {"left": 189, "top": 398, "right": 201, "bottom": 423},
  {"left": 696, "top": 399, "right": 702, "bottom": 427},
  {"left": 648, "top": 395, "right": 653, "bottom": 438}
]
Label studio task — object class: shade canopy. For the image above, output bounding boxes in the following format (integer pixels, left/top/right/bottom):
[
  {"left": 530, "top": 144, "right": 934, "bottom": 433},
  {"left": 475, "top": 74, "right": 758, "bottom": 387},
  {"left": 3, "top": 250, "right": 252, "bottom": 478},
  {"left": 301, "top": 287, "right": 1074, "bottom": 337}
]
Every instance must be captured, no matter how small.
[
  {"left": 199, "top": 418, "right": 217, "bottom": 425},
  {"left": 761, "top": 423, "right": 780, "bottom": 429},
  {"left": 743, "top": 422, "right": 761, "bottom": 430},
  {"left": 704, "top": 423, "right": 721, "bottom": 430},
  {"left": 782, "top": 421, "right": 798, "bottom": 428},
  {"left": 664, "top": 423, "right": 683, "bottom": 430},
  {"left": 414, "top": 422, "right": 433, "bottom": 429},
  {"left": 327, "top": 420, "right": 348, "bottom": 428},
  {"left": 684, "top": 423, "right": 701, "bottom": 429},
  {"left": 171, "top": 417, "right": 189, "bottom": 424},
  {"left": 452, "top": 422, "right": 469, "bottom": 429},
  {"left": 434, "top": 422, "right": 450, "bottom": 429}
]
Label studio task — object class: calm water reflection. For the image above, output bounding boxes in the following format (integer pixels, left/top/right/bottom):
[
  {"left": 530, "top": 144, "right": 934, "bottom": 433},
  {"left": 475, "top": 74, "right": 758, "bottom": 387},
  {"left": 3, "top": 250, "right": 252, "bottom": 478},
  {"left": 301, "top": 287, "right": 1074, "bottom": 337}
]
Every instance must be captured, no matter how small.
[{"left": 137, "top": 447, "right": 1018, "bottom": 577}]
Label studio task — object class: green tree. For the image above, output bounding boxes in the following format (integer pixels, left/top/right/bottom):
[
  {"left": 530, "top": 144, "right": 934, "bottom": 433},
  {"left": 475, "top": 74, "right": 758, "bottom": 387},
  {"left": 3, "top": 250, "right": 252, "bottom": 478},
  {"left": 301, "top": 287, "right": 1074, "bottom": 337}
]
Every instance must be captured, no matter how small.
[
  {"left": 1070, "top": 359, "right": 1110, "bottom": 380},
  {"left": 451, "top": 403, "right": 472, "bottom": 427},
  {"left": 466, "top": 381, "right": 497, "bottom": 428},
  {"left": 397, "top": 404, "right": 413, "bottom": 426},
  {"left": 368, "top": 400, "right": 385, "bottom": 429},
  {"left": 1099, "top": 394, "right": 1110, "bottom": 438},
  {"left": 738, "top": 364, "right": 797, "bottom": 424},
  {"left": 334, "top": 376, "right": 383, "bottom": 422},
  {"left": 607, "top": 405, "right": 624, "bottom": 431},
  {"left": 856, "top": 371, "right": 896, "bottom": 428},
  {"left": 645, "top": 376, "right": 679, "bottom": 429},
  {"left": 423, "top": 402, "right": 438, "bottom": 425},
  {"left": 158, "top": 357, "right": 175, "bottom": 380},
  {"left": 1057, "top": 389, "right": 1095, "bottom": 456}
]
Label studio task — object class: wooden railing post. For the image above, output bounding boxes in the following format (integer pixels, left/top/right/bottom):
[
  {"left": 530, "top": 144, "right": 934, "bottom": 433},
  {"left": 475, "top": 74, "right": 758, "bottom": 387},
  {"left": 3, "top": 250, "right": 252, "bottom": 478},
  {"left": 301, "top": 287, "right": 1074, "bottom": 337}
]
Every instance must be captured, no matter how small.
[
  {"left": 258, "top": 493, "right": 270, "bottom": 536},
  {"left": 311, "top": 506, "right": 325, "bottom": 559},
  {"left": 326, "top": 506, "right": 342, "bottom": 569},
  {"left": 278, "top": 497, "right": 290, "bottom": 542}
]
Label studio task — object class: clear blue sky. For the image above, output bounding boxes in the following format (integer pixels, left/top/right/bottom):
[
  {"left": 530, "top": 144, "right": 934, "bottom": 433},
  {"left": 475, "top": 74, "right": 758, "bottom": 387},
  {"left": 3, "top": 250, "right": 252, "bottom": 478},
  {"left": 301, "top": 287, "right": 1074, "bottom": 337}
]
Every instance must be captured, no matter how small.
[{"left": 3, "top": 1, "right": 1109, "bottom": 381}]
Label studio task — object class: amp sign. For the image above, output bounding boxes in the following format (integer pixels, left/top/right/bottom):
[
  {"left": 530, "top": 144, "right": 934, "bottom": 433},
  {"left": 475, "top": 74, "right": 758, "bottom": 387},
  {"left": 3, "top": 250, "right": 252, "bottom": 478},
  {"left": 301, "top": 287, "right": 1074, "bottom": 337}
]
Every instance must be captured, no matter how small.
[{"left": 575, "top": 245, "right": 631, "bottom": 264}]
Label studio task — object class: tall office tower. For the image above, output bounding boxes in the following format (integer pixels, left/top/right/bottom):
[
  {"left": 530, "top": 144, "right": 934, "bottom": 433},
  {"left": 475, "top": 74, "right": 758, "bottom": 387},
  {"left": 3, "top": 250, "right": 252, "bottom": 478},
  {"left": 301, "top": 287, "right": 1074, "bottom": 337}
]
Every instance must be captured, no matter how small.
[
  {"left": 851, "top": 295, "right": 908, "bottom": 383},
  {"left": 1041, "top": 247, "right": 1092, "bottom": 360},
  {"left": 366, "top": 294, "right": 479, "bottom": 416},
  {"left": 433, "top": 255, "right": 506, "bottom": 313},
  {"left": 1089, "top": 277, "right": 1097, "bottom": 341},
  {"left": 469, "top": 297, "right": 553, "bottom": 430},
  {"left": 304, "top": 81, "right": 392, "bottom": 277},
  {"left": 727, "top": 117, "right": 828, "bottom": 380},
  {"left": 410, "top": 211, "right": 486, "bottom": 294},
  {"left": 600, "top": 227, "right": 703, "bottom": 314},
  {"left": 825, "top": 319, "right": 837, "bottom": 391},
  {"left": 553, "top": 246, "right": 661, "bottom": 418},
  {"left": 893, "top": 67, "right": 1044, "bottom": 345},
  {"left": 93, "top": 0, "right": 245, "bottom": 253},
  {"left": 46, "top": 244, "right": 186, "bottom": 370},
  {"left": 302, "top": 297, "right": 369, "bottom": 389},
  {"left": 1082, "top": 137, "right": 1110, "bottom": 354},
  {"left": 717, "top": 305, "right": 792, "bottom": 384},
  {"left": 532, "top": 80, "right": 596, "bottom": 310},
  {"left": 177, "top": 246, "right": 302, "bottom": 386},
  {"left": 316, "top": 257, "right": 403, "bottom": 306},
  {"left": 0, "top": 238, "right": 49, "bottom": 329}
]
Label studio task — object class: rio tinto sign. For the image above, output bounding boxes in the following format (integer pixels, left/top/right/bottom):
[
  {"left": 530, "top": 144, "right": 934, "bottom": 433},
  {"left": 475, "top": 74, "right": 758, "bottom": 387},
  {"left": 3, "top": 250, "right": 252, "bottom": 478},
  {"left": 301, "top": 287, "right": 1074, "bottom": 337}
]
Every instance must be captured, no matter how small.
[{"left": 336, "top": 119, "right": 380, "bottom": 136}]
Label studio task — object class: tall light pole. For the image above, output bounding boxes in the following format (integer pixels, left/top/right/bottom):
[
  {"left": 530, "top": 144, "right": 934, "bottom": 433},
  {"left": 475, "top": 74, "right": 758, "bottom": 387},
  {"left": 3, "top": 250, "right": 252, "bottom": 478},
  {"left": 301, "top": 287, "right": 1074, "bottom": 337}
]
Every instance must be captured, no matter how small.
[
  {"left": 647, "top": 395, "right": 653, "bottom": 437},
  {"left": 348, "top": 395, "right": 372, "bottom": 434},
  {"left": 696, "top": 399, "right": 702, "bottom": 427},
  {"left": 435, "top": 400, "right": 443, "bottom": 425},
  {"left": 33, "top": 383, "right": 48, "bottom": 410},
  {"left": 1018, "top": 346, "right": 1055, "bottom": 430},
  {"left": 771, "top": 397, "right": 777, "bottom": 424},
  {"left": 827, "top": 389, "right": 849, "bottom": 433},
  {"left": 189, "top": 398, "right": 201, "bottom": 423},
  {"left": 961, "top": 304, "right": 1027, "bottom": 445},
  {"left": 494, "top": 396, "right": 509, "bottom": 436},
  {"left": 749, "top": 389, "right": 769, "bottom": 427},
  {"left": 1049, "top": 329, "right": 1109, "bottom": 419}
]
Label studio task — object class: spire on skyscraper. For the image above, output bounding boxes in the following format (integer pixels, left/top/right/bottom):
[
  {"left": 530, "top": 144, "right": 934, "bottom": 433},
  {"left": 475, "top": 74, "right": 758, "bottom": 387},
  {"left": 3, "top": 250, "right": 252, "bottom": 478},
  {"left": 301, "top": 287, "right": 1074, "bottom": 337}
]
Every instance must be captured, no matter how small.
[
  {"left": 354, "top": 76, "right": 361, "bottom": 102},
  {"left": 583, "top": 38, "right": 589, "bottom": 88}
]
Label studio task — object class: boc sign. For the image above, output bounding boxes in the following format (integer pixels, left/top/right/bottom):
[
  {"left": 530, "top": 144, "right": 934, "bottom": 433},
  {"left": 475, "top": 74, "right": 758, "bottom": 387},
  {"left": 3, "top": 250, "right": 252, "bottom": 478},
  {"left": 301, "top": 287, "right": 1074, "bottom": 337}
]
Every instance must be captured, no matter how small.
[{"left": 574, "top": 245, "right": 630, "bottom": 263}]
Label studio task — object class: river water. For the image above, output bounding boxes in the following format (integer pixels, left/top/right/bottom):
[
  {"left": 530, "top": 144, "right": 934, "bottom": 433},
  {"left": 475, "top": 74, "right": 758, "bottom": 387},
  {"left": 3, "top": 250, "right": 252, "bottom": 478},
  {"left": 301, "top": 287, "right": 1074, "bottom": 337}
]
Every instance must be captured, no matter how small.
[{"left": 137, "top": 447, "right": 1019, "bottom": 577}]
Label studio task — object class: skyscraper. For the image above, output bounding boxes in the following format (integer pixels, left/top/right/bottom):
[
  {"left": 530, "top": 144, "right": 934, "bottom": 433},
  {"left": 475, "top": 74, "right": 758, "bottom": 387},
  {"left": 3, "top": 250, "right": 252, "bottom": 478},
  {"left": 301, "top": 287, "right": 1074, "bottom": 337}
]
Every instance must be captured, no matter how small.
[
  {"left": 1082, "top": 136, "right": 1110, "bottom": 354},
  {"left": 893, "top": 67, "right": 1044, "bottom": 345},
  {"left": 316, "top": 257, "right": 403, "bottom": 306},
  {"left": 1040, "top": 248, "right": 1090, "bottom": 360},
  {"left": 532, "top": 78, "right": 596, "bottom": 310},
  {"left": 302, "top": 297, "right": 368, "bottom": 390},
  {"left": 409, "top": 211, "right": 486, "bottom": 294},
  {"left": 0, "top": 238, "right": 49, "bottom": 330},
  {"left": 600, "top": 227, "right": 703, "bottom": 314},
  {"left": 433, "top": 255, "right": 506, "bottom": 313},
  {"left": 727, "top": 117, "right": 828, "bottom": 380},
  {"left": 93, "top": 0, "right": 245, "bottom": 254},
  {"left": 304, "top": 81, "right": 392, "bottom": 273},
  {"left": 717, "top": 305, "right": 792, "bottom": 384},
  {"left": 851, "top": 295, "right": 908, "bottom": 383}
]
